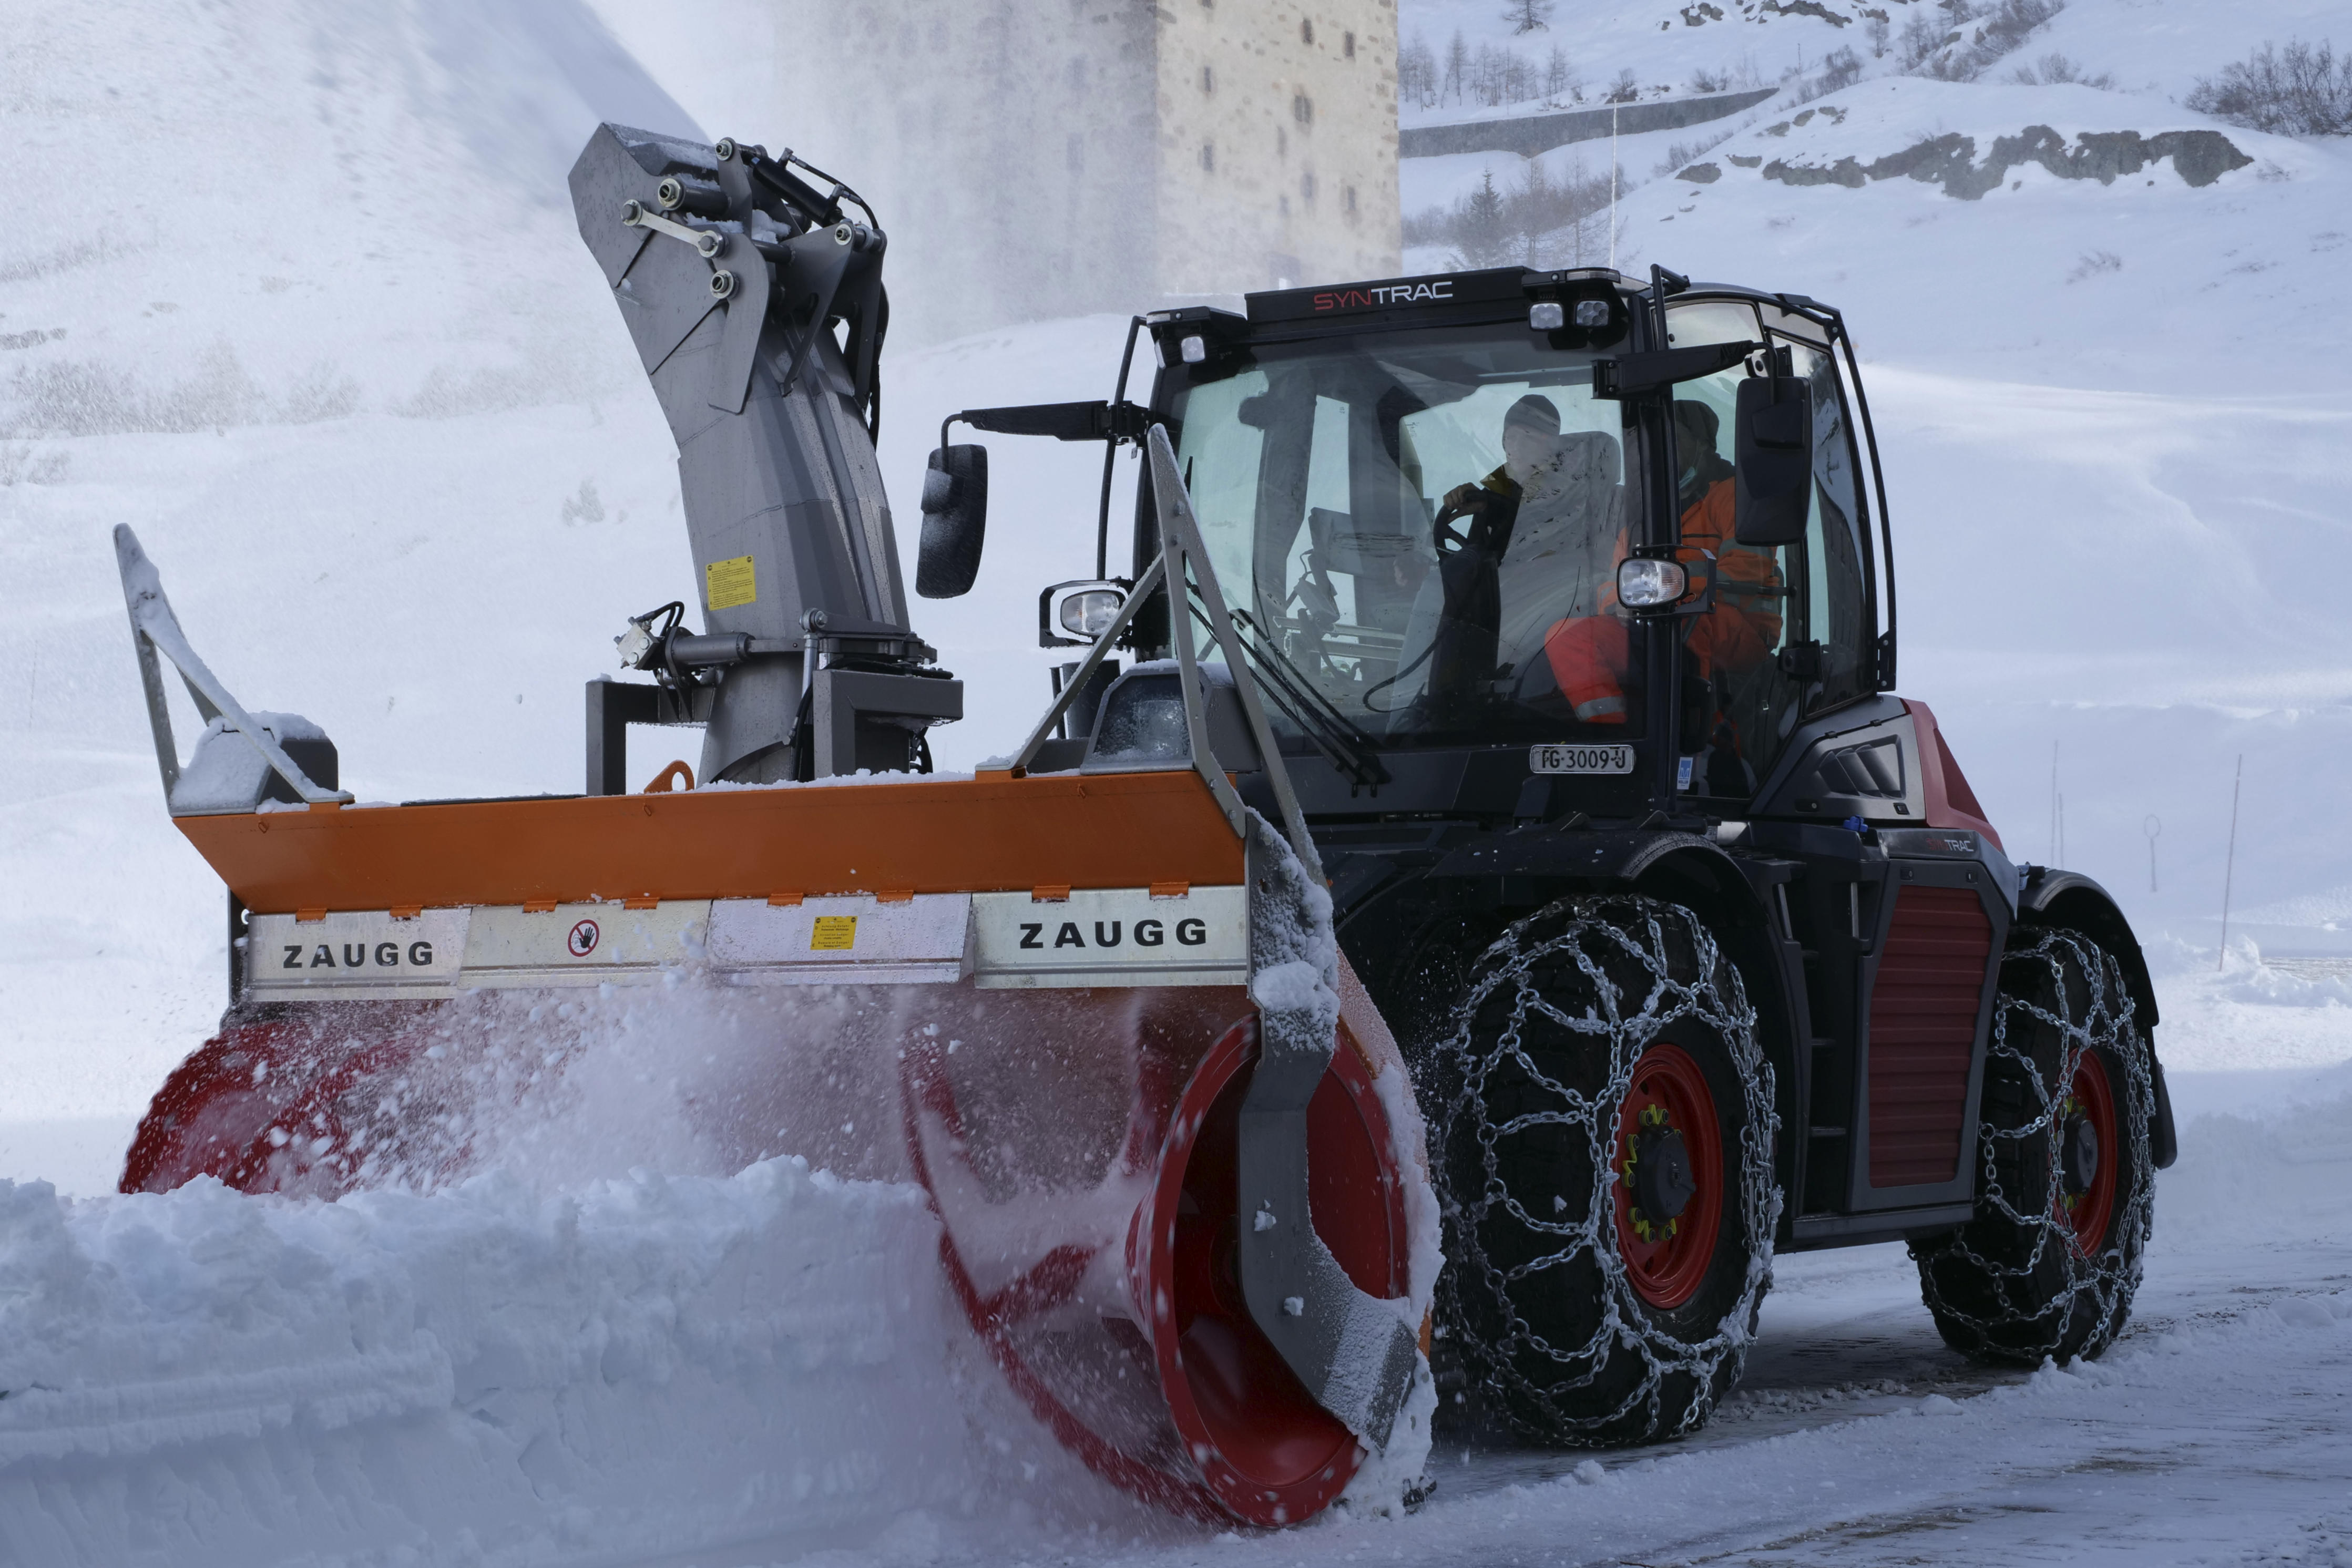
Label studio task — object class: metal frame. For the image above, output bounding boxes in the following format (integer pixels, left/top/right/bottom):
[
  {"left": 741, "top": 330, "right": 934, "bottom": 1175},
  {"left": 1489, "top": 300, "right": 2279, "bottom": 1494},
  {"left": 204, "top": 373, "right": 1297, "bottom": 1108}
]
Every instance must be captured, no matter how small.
[
  {"left": 112, "top": 525, "right": 351, "bottom": 812},
  {"left": 1011, "top": 425, "right": 1321, "bottom": 878}
]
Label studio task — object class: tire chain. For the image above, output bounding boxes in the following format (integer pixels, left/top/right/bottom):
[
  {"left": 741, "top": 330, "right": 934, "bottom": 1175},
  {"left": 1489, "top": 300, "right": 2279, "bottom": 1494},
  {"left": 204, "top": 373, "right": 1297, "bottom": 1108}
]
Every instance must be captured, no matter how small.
[
  {"left": 1916, "top": 928, "right": 2154, "bottom": 1359},
  {"left": 1431, "top": 896, "right": 1781, "bottom": 1443}
]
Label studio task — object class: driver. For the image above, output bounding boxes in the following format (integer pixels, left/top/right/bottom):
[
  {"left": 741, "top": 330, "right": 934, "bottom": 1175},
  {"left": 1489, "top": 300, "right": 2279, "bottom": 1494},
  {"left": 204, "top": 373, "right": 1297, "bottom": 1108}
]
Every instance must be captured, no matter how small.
[{"left": 1412, "top": 394, "right": 1569, "bottom": 716}]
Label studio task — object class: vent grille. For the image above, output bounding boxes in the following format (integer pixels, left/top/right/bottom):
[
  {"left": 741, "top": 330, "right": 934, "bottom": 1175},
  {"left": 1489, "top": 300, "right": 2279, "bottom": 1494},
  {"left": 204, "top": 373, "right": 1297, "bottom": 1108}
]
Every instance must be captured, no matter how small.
[{"left": 1867, "top": 884, "right": 1991, "bottom": 1188}]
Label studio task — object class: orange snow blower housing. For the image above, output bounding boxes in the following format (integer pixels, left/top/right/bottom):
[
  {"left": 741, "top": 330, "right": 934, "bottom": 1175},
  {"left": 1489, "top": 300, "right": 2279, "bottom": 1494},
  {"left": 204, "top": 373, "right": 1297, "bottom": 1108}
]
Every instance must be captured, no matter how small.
[
  {"left": 110, "top": 122, "right": 1436, "bottom": 1526},
  {"left": 113, "top": 459, "right": 1431, "bottom": 1528}
]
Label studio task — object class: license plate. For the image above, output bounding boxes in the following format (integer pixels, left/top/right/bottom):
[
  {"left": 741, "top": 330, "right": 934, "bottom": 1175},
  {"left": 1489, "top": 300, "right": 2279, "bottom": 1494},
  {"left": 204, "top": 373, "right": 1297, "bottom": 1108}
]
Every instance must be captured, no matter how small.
[{"left": 1528, "top": 743, "right": 1634, "bottom": 776}]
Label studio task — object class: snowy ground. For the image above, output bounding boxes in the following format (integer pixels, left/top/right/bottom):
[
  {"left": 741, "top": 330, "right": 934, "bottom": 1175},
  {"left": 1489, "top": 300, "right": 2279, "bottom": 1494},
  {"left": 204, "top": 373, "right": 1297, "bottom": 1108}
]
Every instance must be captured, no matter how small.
[
  {"left": 5, "top": 0, "right": 2352, "bottom": 1560},
  {"left": 2, "top": 1060, "right": 2346, "bottom": 1566}
]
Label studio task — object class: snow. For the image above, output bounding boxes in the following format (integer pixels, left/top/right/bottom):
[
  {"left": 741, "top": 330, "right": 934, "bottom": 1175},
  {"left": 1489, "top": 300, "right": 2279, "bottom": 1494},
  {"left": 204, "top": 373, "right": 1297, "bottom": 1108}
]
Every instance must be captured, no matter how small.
[
  {"left": 1, "top": 1070, "right": 2346, "bottom": 1564},
  {"left": 0, "top": 1158, "right": 1012, "bottom": 1564},
  {"left": 4, "top": 0, "right": 2352, "bottom": 1557}
]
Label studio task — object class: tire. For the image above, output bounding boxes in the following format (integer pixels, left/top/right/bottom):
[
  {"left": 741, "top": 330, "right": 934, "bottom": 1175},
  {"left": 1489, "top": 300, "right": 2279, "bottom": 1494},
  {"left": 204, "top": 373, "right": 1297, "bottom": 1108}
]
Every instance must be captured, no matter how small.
[
  {"left": 1425, "top": 895, "right": 1780, "bottom": 1446},
  {"left": 1911, "top": 927, "right": 2155, "bottom": 1365}
]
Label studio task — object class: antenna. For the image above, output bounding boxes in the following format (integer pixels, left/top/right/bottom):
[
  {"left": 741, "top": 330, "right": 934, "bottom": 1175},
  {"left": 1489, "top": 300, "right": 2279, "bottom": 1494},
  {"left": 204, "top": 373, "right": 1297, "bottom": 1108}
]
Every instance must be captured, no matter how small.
[
  {"left": 2218, "top": 754, "right": 2243, "bottom": 972},
  {"left": 2048, "top": 740, "right": 2060, "bottom": 864},
  {"left": 1609, "top": 101, "right": 1620, "bottom": 273}
]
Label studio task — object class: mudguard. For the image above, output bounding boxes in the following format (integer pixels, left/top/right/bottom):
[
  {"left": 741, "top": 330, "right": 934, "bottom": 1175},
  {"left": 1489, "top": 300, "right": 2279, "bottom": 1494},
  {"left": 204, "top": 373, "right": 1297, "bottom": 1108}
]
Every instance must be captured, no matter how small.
[{"left": 2018, "top": 867, "right": 2176, "bottom": 1169}]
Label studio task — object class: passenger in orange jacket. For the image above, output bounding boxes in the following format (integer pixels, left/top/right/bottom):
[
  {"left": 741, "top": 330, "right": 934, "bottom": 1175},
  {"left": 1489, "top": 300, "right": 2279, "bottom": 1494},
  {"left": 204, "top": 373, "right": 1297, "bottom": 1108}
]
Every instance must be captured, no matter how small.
[{"left": 1541, "top": 399, "right": 1788, "bottom": 726}]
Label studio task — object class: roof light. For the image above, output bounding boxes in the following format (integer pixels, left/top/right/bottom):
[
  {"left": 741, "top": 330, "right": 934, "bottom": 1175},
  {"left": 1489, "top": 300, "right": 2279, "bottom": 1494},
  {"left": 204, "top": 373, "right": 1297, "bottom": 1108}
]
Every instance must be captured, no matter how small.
[
  {"left": 1528, "top": 301, "right": 1565, "bottom": 331},
  {"left": 1180, "top": 334, "right": 1209, "bottom": 364},
  {"left": 1574, "top": 298, "right": 1613, "bottom": 328}
]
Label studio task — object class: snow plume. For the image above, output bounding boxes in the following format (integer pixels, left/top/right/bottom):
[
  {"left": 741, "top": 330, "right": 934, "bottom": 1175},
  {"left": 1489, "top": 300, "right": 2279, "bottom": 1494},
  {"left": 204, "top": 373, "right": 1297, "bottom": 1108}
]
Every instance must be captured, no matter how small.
[
  {"left": 331, "top": 976, "right": 933, "bottom": 1193},
  {"left": 0, "top": 969, "right": 1208, "bottom": 1559},
  {"left": 259, "top": 970, "right": 1185, "bottom": 1200}
]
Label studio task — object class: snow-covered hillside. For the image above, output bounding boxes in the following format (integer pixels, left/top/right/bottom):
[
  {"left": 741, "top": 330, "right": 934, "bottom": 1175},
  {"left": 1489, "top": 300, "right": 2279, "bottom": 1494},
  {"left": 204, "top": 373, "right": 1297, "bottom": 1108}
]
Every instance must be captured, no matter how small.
[{"left": 1391, "top": 1, "right": 2352, "bottom": 991}]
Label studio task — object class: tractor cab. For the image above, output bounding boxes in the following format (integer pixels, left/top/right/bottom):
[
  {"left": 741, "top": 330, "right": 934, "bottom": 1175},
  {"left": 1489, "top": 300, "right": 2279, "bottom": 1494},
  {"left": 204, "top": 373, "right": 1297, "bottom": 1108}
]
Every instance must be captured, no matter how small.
[
  {"left": 927, "top": 265, "right": 1894, "bottom": 829},
  {"left": 1142, "top": 267, "right": 1884, "bottom": 822}
]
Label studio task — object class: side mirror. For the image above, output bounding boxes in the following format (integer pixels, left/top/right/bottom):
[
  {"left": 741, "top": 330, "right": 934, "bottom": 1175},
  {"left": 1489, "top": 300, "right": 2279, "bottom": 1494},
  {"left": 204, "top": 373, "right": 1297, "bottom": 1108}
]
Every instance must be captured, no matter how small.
[
  {"left": 915, "top": 443, "right": 988, "bottom": 598},
  {"left": 1732, "top": 375, "right": 1814, "bottom": 547}
]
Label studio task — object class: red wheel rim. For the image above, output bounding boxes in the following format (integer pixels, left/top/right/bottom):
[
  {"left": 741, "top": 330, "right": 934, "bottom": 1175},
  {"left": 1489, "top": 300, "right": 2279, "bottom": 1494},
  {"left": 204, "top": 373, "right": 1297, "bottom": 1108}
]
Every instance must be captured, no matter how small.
[
  {"left": 1128, "top": 1017, "right": 1408, "bottom": 1526},
  {"left": 1612, "top": 1041, "right": 1724, "bottom": 1311},
  {"left": 2056, "top": 1048, "right": 2119, "bottom": 1253}
]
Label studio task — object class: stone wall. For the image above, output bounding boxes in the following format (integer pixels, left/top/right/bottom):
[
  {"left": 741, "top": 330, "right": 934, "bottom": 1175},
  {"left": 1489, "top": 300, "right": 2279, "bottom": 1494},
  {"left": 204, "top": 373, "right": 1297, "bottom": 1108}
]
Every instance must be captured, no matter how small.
[{"left": 1153, "top": 0, "right": 1402, "bottom": 296}]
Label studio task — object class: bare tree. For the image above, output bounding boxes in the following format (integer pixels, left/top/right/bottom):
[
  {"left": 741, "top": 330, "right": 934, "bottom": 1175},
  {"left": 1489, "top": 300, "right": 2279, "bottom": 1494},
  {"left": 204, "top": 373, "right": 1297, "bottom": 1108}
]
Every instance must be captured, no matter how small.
[
  {"left": 1399, "top": 33, "right": 1441, "bottom": 108},
  {"left": 1896, "top": 10, "right": 1946, "bottom": 72},
  {"left": 1543, "top": 44, "right": 1573, "bottom": 99},
  {"left": 2189, "top": 38, "right": 2352, "bottom": 136},
  {"left": 1502, "top": 0, "right": 1556, "bottom": 35},
  {"left": 1445, "top": 30, "right": 1470, "bottom": 105}
]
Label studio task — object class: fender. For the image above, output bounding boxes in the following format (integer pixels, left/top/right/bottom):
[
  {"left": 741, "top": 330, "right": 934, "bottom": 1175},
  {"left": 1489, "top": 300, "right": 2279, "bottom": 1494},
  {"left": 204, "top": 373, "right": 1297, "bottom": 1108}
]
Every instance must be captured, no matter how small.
[
  {"left": 2017, "top": 867, "right": 2177, "bottom": 1169},
  {"left": 1414, "top": 826, "right": 1809, "bottom": 1222}
]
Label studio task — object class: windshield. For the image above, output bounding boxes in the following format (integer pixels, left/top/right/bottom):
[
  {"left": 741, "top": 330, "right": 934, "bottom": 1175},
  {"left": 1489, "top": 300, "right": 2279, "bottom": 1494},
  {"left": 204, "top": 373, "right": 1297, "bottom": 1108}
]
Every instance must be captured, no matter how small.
[{"left": 1169, "top": 324, "right": 1645, "bottom": 749}]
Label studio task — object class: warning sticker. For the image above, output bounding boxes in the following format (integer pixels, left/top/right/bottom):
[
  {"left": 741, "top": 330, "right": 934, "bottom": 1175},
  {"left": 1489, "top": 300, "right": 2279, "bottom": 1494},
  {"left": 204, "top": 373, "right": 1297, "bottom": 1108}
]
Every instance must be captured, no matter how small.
[
  {"left": 705, "top": 555, "right": 756, "bottom": 610},
  {"left": 810, "top": 915, "right": 857, "bottom": 951}
]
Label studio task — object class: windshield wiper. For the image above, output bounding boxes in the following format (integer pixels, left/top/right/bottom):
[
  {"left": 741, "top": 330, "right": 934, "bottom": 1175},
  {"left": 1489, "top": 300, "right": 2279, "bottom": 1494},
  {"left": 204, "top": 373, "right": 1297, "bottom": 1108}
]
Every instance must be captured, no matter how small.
[{"left": 1219, "top": 606, "right": 1389, "bottom": 789}]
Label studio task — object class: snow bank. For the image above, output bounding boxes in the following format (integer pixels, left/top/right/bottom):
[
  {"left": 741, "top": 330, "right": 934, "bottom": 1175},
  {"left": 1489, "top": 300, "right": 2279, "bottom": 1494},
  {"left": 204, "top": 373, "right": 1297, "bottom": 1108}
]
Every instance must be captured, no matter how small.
[
  {"left": 2157, "top": 1062, "right": 2352, "bottom": 1242},
  {"left": 0, "top": 1159, "right": 998, "bottom": 1566}
]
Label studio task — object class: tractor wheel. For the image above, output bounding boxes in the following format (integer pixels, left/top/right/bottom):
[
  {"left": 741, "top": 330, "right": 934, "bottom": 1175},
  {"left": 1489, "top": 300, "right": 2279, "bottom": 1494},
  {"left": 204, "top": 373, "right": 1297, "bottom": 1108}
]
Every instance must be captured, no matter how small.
[
  {"left": 1912, "top": 927, "right": 2154, "bottom": 1365},
  {"left": 1426, "top": 895, "right": 1779, "bottom": 1447}
]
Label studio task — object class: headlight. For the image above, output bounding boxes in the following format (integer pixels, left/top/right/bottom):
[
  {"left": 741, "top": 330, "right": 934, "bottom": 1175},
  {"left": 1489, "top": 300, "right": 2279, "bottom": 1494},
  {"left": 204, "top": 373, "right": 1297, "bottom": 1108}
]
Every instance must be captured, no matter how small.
[
  {"left": 1059, "top": 588, "right": 1125, "bottom": 639},
  {"left": 1617, "top": 557, "right": 1689, "bottom": 608}
]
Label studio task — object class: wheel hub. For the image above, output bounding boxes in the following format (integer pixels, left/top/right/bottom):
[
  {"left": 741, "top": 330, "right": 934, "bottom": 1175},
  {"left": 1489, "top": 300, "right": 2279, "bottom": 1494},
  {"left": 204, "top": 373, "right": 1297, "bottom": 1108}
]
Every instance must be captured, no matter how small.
[
  {"left": 1631, "top": 1118, "right": 1697, "bottom": 1230},
  {"left": 2059, "top": 1104, "right": 2101, "bottom": 1198}
]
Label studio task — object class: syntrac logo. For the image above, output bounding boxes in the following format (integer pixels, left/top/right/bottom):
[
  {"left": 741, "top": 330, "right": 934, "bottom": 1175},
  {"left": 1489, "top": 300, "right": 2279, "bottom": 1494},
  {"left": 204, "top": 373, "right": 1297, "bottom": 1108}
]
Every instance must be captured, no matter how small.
[{"left": 1313, "top": 280, "right": 1455, "bottom": 312}]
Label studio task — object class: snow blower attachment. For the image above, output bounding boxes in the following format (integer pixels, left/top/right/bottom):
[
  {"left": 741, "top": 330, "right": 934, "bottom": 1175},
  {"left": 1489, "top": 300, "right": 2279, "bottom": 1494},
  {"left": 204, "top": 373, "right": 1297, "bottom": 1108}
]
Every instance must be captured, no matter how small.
[{"left": 111, "top": 125, "right": 1431, "bottom": 1528}]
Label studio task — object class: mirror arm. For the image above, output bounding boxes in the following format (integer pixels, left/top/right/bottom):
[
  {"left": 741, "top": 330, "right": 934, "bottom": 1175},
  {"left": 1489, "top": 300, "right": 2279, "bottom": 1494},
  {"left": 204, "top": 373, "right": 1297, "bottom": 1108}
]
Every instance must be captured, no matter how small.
[
  {"left": 1097, "top": 315, "right": 1147, "bottom": 580},
  {"left": 1592, "top": 340, "right": 1761, "bottom": 400}
]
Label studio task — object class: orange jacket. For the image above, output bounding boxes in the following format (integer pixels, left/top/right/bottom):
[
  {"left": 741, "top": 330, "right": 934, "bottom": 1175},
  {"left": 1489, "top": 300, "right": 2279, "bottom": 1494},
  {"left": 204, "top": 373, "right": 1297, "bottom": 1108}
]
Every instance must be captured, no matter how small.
[{"left": 1678, "top": 478, "right": 1784, "bottom": 675}]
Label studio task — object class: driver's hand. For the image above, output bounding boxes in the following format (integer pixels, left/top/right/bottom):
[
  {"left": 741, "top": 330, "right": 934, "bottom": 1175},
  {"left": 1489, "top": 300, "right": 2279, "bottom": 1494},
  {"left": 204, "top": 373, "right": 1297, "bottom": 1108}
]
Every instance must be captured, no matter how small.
[
  {"left": 1434, "top": 483, "right": 1486, "bottom": 547},
  {"left": 1440, "top": 482, "right": 1488, "bottom": 516}
]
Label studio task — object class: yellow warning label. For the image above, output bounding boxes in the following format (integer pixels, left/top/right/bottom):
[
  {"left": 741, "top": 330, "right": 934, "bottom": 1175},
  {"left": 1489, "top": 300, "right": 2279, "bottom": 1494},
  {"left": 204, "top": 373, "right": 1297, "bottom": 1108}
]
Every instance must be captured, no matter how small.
[
  {"left": 705, "top": 555, "right": 756, "bottom": 611},
  {"left": 810, "top": 915, "right": 857, "bottom": 951}
]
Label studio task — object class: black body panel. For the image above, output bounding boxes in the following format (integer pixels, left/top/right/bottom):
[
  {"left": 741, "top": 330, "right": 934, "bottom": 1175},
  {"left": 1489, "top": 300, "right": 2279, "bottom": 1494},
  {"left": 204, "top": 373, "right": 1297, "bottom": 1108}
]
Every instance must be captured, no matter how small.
[{"left": 1032, "top": 266, "right": 2171, "bottom": 1251}]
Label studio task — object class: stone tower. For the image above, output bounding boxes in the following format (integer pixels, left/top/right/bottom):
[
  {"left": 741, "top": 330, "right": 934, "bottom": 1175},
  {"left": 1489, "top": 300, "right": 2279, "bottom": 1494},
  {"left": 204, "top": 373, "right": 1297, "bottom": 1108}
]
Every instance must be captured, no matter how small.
[{"left": 782, "top": 1, "right": 1401, "bottom": 340}]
